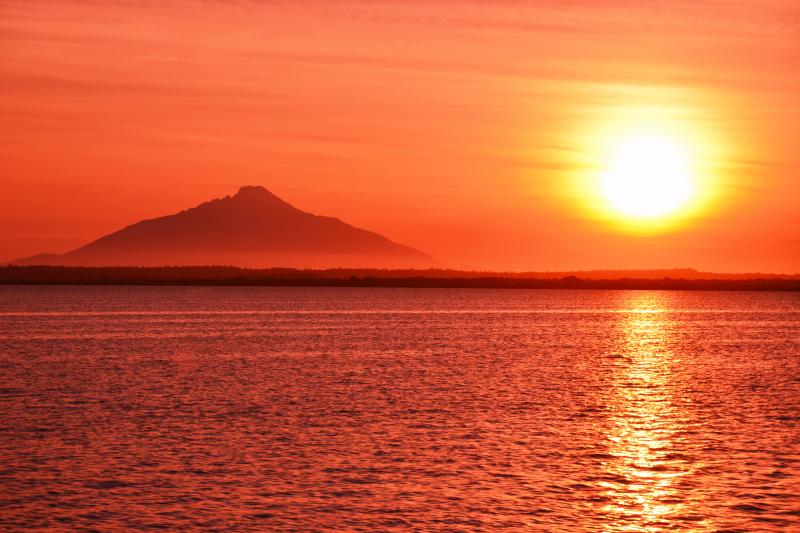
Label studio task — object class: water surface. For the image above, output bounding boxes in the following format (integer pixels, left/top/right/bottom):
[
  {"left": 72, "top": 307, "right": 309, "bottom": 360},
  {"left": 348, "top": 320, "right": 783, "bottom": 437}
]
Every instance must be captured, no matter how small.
[{"left": 1, "top": 286, "right": 799, "bottom": 531}]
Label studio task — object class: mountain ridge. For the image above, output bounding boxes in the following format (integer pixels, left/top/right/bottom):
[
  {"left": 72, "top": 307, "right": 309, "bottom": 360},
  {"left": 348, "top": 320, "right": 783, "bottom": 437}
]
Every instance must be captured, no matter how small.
[{"left": 11, "top": 186, "right": 434, "bottom": 269}]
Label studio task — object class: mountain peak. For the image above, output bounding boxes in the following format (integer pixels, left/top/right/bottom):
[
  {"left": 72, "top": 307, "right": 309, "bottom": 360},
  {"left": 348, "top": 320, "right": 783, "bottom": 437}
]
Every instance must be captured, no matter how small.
[
  {"left": 232, "top": 185, "right": 283, "bottom": 202},
  {"left": 234, "top": 185, "right": 270, "bottom": 197},
  {"left": 11, "top": 186, "right": 434, "bottom": 268},
  {"left": 227, "top": 185, "right": 295, "bottom": 211}
]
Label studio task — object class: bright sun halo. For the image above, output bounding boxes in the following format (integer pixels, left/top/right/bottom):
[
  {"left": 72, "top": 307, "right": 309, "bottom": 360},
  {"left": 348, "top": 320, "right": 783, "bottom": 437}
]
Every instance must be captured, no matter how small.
[{"left": 601, "top": 134, "right": 695, "bottom": 220}]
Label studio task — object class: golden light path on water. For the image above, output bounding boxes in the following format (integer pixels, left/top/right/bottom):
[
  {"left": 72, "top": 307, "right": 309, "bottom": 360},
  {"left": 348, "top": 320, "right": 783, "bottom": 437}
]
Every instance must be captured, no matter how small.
[{"left": 600, "top": 292, "right": 710, "bottom": 531}]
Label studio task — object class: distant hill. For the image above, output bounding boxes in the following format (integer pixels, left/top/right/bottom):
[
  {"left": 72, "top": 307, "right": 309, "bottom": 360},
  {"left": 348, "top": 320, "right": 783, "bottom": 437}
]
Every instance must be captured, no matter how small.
[{"left": 11, "top": 186, "right": 434, "bottom": 268}]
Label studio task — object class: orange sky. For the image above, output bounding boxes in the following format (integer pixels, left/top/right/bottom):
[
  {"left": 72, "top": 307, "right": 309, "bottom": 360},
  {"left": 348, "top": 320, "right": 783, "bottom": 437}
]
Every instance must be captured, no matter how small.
[{"left": 1, "top": 0, "right": 799, "bottom": 272}]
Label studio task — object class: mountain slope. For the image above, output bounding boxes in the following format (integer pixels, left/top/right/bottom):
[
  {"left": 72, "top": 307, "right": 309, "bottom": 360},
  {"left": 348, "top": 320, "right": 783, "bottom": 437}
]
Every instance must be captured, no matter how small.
[{"left": 12, "top": 186, "right": 434, "bottom": 268}]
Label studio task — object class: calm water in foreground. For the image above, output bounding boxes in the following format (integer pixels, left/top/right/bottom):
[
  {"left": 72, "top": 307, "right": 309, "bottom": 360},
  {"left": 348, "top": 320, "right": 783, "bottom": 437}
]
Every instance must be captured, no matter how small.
[{"left": 1, "top": 286, "right": 799, "bottom": 531}]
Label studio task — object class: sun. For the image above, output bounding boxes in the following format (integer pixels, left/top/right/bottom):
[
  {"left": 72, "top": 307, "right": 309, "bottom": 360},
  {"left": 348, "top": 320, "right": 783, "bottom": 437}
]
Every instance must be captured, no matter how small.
[
  {"left": 601, "top": 134, "right": 695, "bottom": 220},
  {"left": 569, "top": 101, "right": 721, "bottom": 231}
]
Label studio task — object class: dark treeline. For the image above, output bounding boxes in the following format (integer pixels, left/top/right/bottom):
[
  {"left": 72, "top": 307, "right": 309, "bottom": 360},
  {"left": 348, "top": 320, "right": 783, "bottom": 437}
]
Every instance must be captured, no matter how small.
[{"left": 1, "top": 265, "right": 799, "bottom": 291}]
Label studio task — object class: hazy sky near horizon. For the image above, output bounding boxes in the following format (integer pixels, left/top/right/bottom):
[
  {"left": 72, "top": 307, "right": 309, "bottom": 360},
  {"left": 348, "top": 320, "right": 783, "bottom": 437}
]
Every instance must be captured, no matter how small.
[{"left": 1, "top": 0, "right": 799, "bottom": 272}]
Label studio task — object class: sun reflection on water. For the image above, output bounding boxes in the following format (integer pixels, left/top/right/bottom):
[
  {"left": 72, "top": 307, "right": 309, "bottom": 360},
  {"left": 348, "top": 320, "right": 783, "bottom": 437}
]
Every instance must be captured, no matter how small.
[{"left": 600, "top": 292, "right": 710, "bottom": 532}]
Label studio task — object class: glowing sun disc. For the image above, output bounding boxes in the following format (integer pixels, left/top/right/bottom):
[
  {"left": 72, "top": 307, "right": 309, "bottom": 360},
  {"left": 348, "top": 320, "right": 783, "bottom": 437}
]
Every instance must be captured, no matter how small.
[{"left": 601, "top": 135, "right": 695, "bottom": 219}]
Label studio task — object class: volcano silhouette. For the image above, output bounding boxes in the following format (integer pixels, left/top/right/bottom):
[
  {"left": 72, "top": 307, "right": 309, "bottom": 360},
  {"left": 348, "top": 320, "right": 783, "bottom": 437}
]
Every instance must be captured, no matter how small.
[{"left": 12, "top": 186, "right": 433, "bottom": 268}]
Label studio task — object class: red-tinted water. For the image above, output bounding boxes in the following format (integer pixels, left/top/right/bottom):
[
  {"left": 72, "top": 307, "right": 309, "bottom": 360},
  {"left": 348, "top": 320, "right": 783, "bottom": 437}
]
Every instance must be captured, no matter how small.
[{"left": 1, "top": 287, "right": 799, "bottom": 530}]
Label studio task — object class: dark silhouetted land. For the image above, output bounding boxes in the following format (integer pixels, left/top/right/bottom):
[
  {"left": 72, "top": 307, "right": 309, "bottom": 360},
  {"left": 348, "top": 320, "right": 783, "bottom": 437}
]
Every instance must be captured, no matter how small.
[
  {"left": 11, "top": 186, "right": 433, "bottom": 269},
  {"left": 1, "top": 266, "right": 798, "bottom": 291}
]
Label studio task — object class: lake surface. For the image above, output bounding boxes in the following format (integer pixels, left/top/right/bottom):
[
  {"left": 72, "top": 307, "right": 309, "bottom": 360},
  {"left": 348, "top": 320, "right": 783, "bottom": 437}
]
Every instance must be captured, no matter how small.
[{"left": 1, "top": 286, "right": 799, "bottom": 531}]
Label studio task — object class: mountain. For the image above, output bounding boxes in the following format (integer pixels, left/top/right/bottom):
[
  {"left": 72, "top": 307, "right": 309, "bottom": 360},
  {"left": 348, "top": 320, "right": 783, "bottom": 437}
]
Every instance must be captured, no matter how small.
[{"left": 11, "top": 186, "right": 434, "bottom": 268}]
